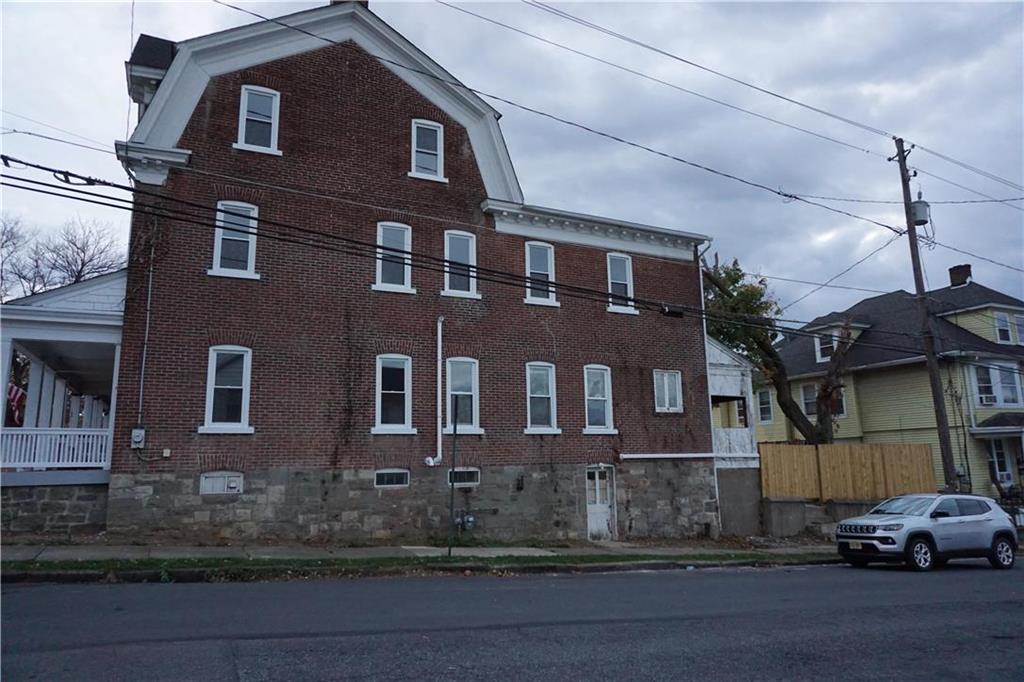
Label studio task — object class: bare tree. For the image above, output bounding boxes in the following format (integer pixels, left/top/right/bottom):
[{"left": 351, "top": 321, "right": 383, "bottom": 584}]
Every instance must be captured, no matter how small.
[
  {"left": 1, "top": 216, "right": 125, "bottom": 300},
  {"left": 1, "top": 214, "right": 27, "bottom": 301}
]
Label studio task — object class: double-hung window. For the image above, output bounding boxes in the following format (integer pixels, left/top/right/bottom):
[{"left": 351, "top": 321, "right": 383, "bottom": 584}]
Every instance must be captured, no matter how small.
[
  {"left": 989, "top": 440, "right": 1013, "bottom": 485},
  {"left": 210, "top": 201, "right": 259, "bottom": 279},
  {"left": 995, "top": 313, "right": 1012, "bottom": 343},
  {"left": 524, "top": 241, "right": 557, "bottom": 306},
  {"left": 200, "top": 345, "right": 253, "bottom": 434},
  {"left": 374, "top": 222, "right": 414, "bottom": 293},
  {"left": 374, "top": 354, "right": 415, "bottom": 434},
  {"left": 525, "top": 362, "right": 559, "bottom": 433},
  {"left": 1015, "top": 315, "right": 1024, "bottom": 345},
  {"left": 815, "top": 334, "right": 834, "bottom": 363},
  {"left": 443, "top": 231, "right": 479, "bottom": 298},
  {"left": 409, "top": 119, "right": 446, "bottom": 182},
  {"left": 975, "top": 363, "right": 1021, "bottom": 407},
  {"left": 234, "top": 85, "right": 281, "bottom": 155},
  {"left": 584, "top": 365, "right": 616, "bottom": 434},
  {"left": 800, "top": 384, "right": 817, "bottom": 417},
  {"left": 757, "top": 389, "right": 773, "bottom": 423},
  {"left": 653, "top": 369, "right": 683, "bottom": 413},
  {"left": 445, "top": 358, "right": 481, "bottom": 434},
  {"left": 607, "top": 253, "right": 637, "bottom": 314}
]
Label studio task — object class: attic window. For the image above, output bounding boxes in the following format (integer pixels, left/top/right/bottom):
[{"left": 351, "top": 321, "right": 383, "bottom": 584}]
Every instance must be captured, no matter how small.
[
  {"left": 815, "top": 334, "right": 835, "bottom": 363},
  {"left": 994, "top": 312, "right": 1012, "bottom": 343},
  {"left": 234, "top": 85, "right": 281, "bottom": 155},
  {"left": 409, "top": 119, "right": 447, "bottom": 182}
]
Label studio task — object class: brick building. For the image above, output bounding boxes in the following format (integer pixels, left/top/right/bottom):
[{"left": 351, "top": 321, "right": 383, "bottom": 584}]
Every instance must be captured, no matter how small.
[{"left": 2, "top": 1, "right": 718, "bottom": 542}]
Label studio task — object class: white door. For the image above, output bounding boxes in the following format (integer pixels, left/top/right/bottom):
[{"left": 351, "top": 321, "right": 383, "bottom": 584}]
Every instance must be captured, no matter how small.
[{"left": 586, "top": 466, "right": 615, "bottom": 540}]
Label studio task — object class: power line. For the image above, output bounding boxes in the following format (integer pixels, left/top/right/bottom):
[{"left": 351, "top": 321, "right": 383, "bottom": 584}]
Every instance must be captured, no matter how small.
[
  {"left": 1, "top": 128, "right": 114, "bottom": 155},
  {"left": 522, "top": 0, "right": 1024, "bottom": 194},
  {"left": 790, "top": 192, "right": 1024, "bottom": 206},
  {"left": 434, "top": 0, "right": 880, "bottom": 157},
  {"left": 209, "top": 0, "right": 905, "bottom": 237},
  {"left": 911, "top": 166, "right": 1024, "bottom": 214},
  {"left": 0, "top": 109, "right": 109, "bottom": 147}
]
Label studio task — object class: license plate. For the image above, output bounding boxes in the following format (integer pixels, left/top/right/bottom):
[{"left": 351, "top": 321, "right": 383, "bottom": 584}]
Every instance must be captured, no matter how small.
[{"left": 848, "top": 541, "right": 862, "bottom": 550}]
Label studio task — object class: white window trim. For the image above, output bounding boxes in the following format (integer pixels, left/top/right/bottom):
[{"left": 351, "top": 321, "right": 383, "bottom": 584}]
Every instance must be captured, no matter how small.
[
  {"left": 583, "top": 364, "right": 618, "bottom": 434},
  {"left": 233, "top": 85, "right": 282, "bottom": 156},
  {"left": 372, "top": 222, "right": 416, "bottom": 294},
  {"left": 525, "top": 361, "right": 561, "bottom": 434},
  {"left": 374, "top": 468, "right": 411, "bottom": 489},
  {"left": 372, "top": 354, "right": 417, "bottom": 434},
  {"left": 442, "top": 230, "right": 481, "bottom": 299},
  {"left": 757, "top": 388, "right": 774, "bottom": 424},
  {"left": 606, "top": 252, "right": 638, "bottom": 315},
  {"left": 1014, "top": 314, "right": 1024, "bottom": 346},
  {"left": 524, "top": 241, "right": 559, "bottom": 306},
  {"left": 994, "top": 312, "right": 1013, "bottom": 344},
  {"left": 444, "top": 357, "right": 483, "bottom": 435},
  {"left": 974, "top": 362, "right": 1023, "bottom": 407},
  {"left": 989, "top": 440, "right": 1013, "bottom": 484},
  {"left": 652, "top": 369, "right": 683, "bottom": 413},
  {"left": 448, "top": 466, "right": 481, "bottom": 488},
  {"left": 208, "top": 200, "right": 260, "bottom": 280},
  {"left": 814, "top": 333, "right": 836, "bottom": 363},
  {"left": 408, "top": 119, "right": 448, "bottom": 183},
  {"left": 199, "top": 345, "right": 254, "bottom": 434}
]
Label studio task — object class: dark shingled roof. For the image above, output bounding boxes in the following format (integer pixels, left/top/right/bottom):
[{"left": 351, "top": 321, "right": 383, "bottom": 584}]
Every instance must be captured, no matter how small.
[
  {"left": 777, "top": 282, "right": 1024, "bottom": 377},
  {"left": 129, "top": 34, "right": 176, "bottom": 71},
  {"left": 977, "top": 413, "right": 1024, "bottom": 428}
]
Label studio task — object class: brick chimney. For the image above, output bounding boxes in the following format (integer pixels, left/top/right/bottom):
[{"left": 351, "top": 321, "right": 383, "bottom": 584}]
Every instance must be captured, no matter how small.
[{"left": 948, "top": 263, "right": 972, "bottom": 287}]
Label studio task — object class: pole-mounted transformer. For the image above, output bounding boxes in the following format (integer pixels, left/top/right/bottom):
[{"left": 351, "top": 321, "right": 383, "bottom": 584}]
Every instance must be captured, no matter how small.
[{"left": 911, "top": 191, "right": 930, "bottom": 226}]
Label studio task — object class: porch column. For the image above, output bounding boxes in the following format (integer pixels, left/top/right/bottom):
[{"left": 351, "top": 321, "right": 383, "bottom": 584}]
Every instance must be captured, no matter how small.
[
  {"left": 82, "top": 396, "right": 95, "bottom": 429},
  {"left": 68, "top": 395, "right": 82, "bottom": 428},
  {"left": 37, "top": 367, "right": 55, "bottom": 429},
  {"left": 106, "top": 344, "right": 120, "bottom": 470},
  {"left": 0, "top": 338, "right": 10, "bottom": 424},
  {"left": 49, "top": 379, "right": 66, "bottom": 427},
  {"left": 23, "top": 361, "right": 43, "bottom": 428}
]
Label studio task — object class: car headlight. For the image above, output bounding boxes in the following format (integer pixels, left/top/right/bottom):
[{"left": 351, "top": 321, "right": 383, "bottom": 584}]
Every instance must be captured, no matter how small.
[{"left": 879, "top": 524, "right": 904, "bottom": 532}]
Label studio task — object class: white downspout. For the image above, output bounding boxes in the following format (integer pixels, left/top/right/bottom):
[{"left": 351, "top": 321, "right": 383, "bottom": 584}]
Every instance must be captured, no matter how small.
[{"left": 425, "top": 315, "right": 445, "bottom": 466}]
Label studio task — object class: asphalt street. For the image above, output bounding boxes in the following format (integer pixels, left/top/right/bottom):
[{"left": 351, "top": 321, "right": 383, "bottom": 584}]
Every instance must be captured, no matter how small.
[{"left": 2, "top": 561, "right": 1022, "bottom": 681}]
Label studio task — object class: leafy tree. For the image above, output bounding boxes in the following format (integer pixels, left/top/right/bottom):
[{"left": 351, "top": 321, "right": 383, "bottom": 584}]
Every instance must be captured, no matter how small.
[{"left": 702, "top": 256, "right": 850, "bottom": 444}]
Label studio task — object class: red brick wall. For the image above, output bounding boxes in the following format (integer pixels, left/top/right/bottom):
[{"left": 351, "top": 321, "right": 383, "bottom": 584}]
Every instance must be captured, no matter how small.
[{"left": 112, "top": 41, "right": 711, "bottom": 474}]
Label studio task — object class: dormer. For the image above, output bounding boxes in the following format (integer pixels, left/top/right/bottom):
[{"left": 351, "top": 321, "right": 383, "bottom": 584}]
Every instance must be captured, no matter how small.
[{"left": 806, "top": 321, "right": 870, "bottom": 363}]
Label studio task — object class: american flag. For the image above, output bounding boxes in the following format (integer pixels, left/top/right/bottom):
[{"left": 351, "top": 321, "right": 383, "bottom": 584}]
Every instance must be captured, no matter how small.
[{"left": 6, "top": 382, "right": 26, "bottom": 427}]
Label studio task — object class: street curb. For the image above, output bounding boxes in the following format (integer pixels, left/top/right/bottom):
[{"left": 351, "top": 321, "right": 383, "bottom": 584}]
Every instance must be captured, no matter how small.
[{"left": 0, "top": 556, "right": 842, "bottom": 584}]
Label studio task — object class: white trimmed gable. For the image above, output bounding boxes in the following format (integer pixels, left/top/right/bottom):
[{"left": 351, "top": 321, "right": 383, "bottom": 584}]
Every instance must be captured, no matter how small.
[
  {"left": 117, "top": 2, "right": 522, "bottom": 201},
  {"left": 6, "top": 270, "right": 126, "bottom": 314},
  {"left": 707, "top": 336, "right": 754, "bottom": 398}
]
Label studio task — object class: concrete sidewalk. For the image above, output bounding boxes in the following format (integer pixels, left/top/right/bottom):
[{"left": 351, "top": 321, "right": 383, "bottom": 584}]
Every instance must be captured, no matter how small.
[{"left": 1, "top": 541, "right": 836, "bottom": 563}]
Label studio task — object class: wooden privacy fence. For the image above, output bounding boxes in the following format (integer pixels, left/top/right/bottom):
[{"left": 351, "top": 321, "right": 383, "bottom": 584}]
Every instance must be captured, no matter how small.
[{"left": 759, "top": 443, "right": 937, "bottom": 501}]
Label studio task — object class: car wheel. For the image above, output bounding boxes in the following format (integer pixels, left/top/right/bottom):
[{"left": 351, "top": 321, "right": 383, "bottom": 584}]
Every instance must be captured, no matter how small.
[
  {"left": 988, "top": 537, "right": 1016, "bottom": 570},
  {"left": 905, "top": 537, "right": 935, "bottom": 571},
  {"left": 846, "top": 558, "right": 869, "bottom": 568}
]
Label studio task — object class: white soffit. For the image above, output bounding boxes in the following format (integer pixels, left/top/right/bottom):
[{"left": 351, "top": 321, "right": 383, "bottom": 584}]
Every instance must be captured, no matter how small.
[{"left": 122, "top": 3, "right": 522, "bottom": 202}]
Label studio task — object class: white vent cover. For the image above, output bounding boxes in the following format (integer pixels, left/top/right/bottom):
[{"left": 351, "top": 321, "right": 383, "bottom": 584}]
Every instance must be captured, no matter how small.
[{"left": 200, "top": 471, "right": 244, "bottom": 495}]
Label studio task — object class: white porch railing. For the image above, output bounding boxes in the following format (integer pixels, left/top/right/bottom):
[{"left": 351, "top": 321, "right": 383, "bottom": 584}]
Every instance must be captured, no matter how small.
[
  {"left": 1, "top": 428, "right": 111, "bottom": 469},
  {"left": 712, "top": 427, "right": 757, "bottom": 455}
]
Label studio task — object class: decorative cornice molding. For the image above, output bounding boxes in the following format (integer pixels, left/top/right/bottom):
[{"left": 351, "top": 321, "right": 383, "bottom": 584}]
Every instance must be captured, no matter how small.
[{"left": 114, "top": 141, "right": 192, "bottom": 186}]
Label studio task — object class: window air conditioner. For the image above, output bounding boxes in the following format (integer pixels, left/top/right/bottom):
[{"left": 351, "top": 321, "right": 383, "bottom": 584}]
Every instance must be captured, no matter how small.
[{"left": 980, "top": 395, "right": 997, "bottom": 406}]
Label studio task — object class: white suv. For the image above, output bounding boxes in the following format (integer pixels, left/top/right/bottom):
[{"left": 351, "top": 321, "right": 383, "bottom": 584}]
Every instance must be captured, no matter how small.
[{"left": 836, "top": 494, "right": 1018, "bottom": 571}]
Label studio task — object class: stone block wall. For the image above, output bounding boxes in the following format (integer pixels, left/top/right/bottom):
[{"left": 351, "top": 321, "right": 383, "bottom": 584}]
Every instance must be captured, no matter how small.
[
  {"left": 105, "top": 460, "right": 719, "bottom": 543},
  {"left": 1, "top": 485, "right": 108, "bottom": 534}
]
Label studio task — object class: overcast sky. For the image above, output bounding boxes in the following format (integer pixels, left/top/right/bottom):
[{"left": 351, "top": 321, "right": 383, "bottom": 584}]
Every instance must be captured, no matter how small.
[{"left": 2, "top": 1, "right": 1021, "bottom": 322}]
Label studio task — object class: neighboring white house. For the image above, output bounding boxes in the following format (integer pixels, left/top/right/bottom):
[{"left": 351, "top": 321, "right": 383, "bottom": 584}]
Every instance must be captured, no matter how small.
[
  {"left": 706, "top": 336, "right": 758, "bottom": 458},
  {"left": 1, "top": 270, "right": 125, "bottom": 486}
]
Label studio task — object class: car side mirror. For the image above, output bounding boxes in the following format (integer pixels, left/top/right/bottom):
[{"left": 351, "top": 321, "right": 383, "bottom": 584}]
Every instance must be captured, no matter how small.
[{"left": 930, "top": 510, "right": 950, "bottom": 519}]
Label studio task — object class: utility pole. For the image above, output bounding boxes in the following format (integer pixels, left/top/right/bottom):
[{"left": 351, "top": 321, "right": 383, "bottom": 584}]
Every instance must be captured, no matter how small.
[{"left": 893, "top": 137, "right": 957, "bottom": 491}]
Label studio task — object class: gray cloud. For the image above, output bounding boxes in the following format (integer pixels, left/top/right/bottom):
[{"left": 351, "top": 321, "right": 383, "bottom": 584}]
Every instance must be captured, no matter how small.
[{"left": 2, "top": 0, "right": 1020, "bottom": 324}]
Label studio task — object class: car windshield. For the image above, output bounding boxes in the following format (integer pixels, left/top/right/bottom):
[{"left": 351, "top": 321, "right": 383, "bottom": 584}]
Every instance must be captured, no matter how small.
[{"left": 868, "top": 496, "right": 934, "bottom": 516}]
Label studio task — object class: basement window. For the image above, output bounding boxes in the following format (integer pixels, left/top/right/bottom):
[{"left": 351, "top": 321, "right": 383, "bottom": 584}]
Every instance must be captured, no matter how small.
[
  {"left": 200, "top": 471, "right": 244, "bottom": 495},
  {"left": 448, "top": 467, "right": 480, "bottom": 487},
  {"left": 374, "top": 469, "right": 410, "bottom": 488}
]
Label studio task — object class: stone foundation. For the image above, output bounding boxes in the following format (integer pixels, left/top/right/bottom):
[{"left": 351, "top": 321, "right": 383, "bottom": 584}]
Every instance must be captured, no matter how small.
[
  {"left": 106, "top": 460, "right": 719, "bottom": 543},
  {"left": 1, "top": 484, "right": 108, "bottom": 534}
]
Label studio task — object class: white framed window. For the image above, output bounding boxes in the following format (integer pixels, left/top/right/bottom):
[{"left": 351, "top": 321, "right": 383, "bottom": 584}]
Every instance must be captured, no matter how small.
[
  {"left": 199, "top": 345, "right": 254, "bottom": 434},
  {"left": 374, "top": 469, "right": 411, "bottom": 489},
  {"left": 448, "top": 467, "right": 480, "bottom": 487},
  {"left": 989, "top": 440, "right": 1013, "bottom": 485},
  {"left": 408, "top": 119, "right": 447, "bottom": 182},
  {"left": 607, "top": 253, "right": 637, "bottom": 315},
  {"left": 757, "top": 388, "right": 774, "bottom": 424},
  {"left": 525, "top": 362, "right": 560, "bottom": 434},
  {"left": 652, "top": 369, "right": 683, "bottom": 413},
  {"left": 373, "top": 354, "right": 416, "bottom": 434},
  {"left": 975, "top": 363, "right": 1022, "bottom": 407},
  {"left": 1015, "top": 315, "right": 1024, "bottom": 346},
  {"left": 524, "top": 241, "right": 558, "bottom": 306},
  {"left": 234, "top": 85, "right": 281, "bottom": 155},
  {"left": 584, "top": 364, "right": 617, "bottom": 434},
  {"left": 815, "top": 334, "right": 835, "bottom": 363},
  {"left": 800, "top": 383, "right": 817, "bottom": 417},
  {"left": 442, "top": 231, "right": 479, "bottom": 298},
  {"left": 995, "top": 312, "right": 1012, "bottom": 343},
  {"left": 209, "top": 201, "right": 259, "bottom": 279},
  {"left": 373, "top": 222, "right": 415, "bottom": 294},
  {"left": 445, "top": 357, "right": 482, "bottom": 434}
]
